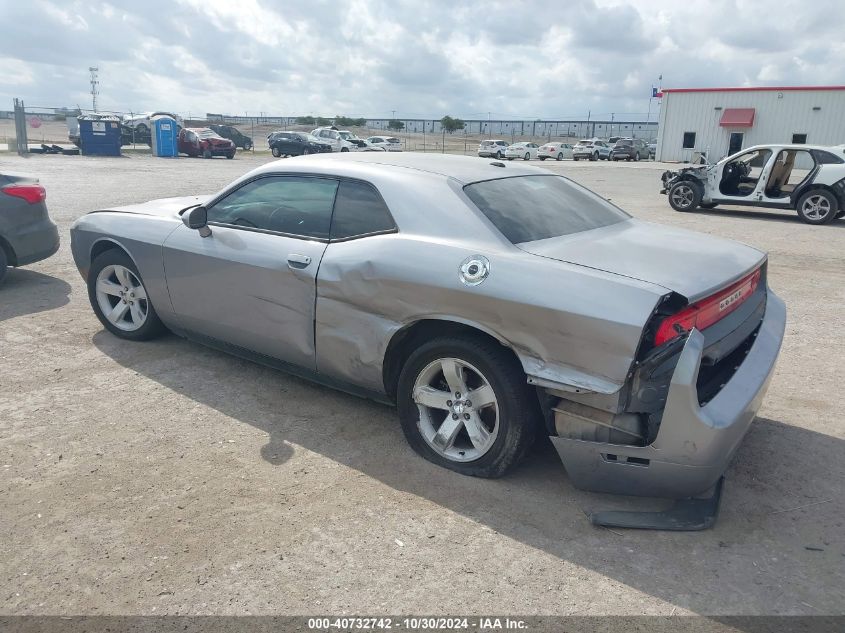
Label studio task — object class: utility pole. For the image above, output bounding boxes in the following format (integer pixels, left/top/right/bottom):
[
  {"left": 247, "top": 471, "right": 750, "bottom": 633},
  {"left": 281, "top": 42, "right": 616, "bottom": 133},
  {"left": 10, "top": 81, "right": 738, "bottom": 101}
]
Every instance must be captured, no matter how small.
[{"left": 89, "top": 67, "right": 99, "bottom": 112}]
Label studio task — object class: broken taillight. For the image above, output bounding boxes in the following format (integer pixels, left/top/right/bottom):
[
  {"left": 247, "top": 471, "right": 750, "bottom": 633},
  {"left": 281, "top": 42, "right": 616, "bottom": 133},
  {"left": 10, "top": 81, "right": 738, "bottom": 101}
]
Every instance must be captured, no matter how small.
[
  {"left": 654, "top": 268, "right": 762, "bottom": 346},
  {"left": 2, "top": 183, "right": 46, "bottom": 204}
]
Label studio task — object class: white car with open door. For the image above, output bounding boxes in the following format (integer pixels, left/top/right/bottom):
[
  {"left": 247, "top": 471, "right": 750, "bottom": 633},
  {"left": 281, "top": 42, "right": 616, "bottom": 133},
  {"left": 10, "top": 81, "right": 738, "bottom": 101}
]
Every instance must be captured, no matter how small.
[{"left": 661, "top": 144, "right": 845, "bottom": 225}]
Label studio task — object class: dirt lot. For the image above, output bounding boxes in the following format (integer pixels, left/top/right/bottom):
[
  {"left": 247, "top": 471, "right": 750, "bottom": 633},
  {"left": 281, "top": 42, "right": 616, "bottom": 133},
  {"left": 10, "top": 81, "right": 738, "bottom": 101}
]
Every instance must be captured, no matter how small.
[{"left": 0, "top": 151, "right": 842, "bottom": 616}]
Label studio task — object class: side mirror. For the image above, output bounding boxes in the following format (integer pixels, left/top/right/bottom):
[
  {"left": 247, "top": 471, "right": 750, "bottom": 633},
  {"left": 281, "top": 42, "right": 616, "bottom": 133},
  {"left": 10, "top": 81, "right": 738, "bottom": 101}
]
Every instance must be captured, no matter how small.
[{"left": 183, "top": 206, "right": 212, "bottom": 237}]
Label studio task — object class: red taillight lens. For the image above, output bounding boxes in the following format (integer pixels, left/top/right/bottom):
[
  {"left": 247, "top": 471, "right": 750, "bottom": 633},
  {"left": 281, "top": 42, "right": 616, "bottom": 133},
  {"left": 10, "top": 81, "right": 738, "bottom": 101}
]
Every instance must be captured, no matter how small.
[
  {"left": 2, "top": 184, "right": 46, "bottom": 204},
  {"left": 654, "top": 269, "right": 762, "bottom": 346}
]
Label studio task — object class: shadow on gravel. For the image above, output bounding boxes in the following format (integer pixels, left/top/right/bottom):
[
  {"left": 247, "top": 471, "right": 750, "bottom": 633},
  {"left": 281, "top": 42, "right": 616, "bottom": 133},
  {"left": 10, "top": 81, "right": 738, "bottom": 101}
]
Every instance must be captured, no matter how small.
[
  {"left": 692, "top": 207, "right": 845, "bottom": 227},
  {"left": 0, "top": 269, "right": 72, "bottom": 322},
  {"left": 92, "top": 330, "right": 845, "bottom": 616}
]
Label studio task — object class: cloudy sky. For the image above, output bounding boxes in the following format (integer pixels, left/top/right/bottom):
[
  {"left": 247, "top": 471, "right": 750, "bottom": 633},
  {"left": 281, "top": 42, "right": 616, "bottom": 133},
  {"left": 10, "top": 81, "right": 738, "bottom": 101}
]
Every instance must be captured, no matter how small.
[{"left": 1, "top": 0, "right": 843, "bottom": 120}]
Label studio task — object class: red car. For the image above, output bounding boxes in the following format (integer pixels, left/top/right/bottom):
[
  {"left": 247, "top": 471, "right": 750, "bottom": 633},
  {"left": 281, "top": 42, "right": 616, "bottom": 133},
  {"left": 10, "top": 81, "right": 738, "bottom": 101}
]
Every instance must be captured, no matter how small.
[{"left": 178, "top": 127, "right": 236, "bottom": 159}]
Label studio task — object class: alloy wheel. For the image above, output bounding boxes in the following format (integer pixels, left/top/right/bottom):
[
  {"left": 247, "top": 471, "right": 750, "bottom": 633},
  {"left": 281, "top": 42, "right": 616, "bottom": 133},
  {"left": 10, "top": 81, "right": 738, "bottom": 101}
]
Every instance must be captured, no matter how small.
[
  {"left": 802, "top": 195, "right": 831, "bottom": 221},
  {"left": 412, "top": 357, "right": 499, "bottom": 462},
  {"left": 95, "top": 265, "right": 149, "bottom": 332},
  {"left": 670, "top": 184, "right": 695, "bottom": 209}
]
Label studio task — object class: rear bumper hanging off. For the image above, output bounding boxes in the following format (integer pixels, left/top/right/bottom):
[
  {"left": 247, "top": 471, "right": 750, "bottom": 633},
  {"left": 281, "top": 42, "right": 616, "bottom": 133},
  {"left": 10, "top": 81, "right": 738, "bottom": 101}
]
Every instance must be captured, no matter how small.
[{"left": 550, "top": 289, "right": 786, "bottom": 500}]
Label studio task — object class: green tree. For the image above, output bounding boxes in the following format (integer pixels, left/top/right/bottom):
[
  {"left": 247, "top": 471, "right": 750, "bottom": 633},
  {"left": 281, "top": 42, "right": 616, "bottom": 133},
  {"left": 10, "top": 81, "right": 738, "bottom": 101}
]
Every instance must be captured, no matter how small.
[
  {"left": 295, "top": 115, "right": 315, "bottom": 125},
  {"left": 440, "top": 115, "right": 465, "bottom": 134},
  {"left": 315, "top": 116, "right": 331, "bottom": 126},
  {"left": 387, "top": 119, "right": 404, "bottom": 131}
]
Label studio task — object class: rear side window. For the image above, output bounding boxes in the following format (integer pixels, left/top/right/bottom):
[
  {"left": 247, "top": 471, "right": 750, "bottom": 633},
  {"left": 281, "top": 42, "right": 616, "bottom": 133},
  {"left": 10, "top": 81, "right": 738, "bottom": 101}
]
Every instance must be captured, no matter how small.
[
  {"left": 331, "top": 180, "right": 396, "bottom": 240},
  {"left": 464, "top": 175, "right": 629, "bottom": 244}
]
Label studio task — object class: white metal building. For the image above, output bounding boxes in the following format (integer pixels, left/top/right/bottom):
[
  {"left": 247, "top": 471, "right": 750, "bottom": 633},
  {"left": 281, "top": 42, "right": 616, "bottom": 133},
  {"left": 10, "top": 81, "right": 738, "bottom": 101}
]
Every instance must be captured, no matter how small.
[{"left": 655, "top": 86, "right": 845, "bottom": 162}]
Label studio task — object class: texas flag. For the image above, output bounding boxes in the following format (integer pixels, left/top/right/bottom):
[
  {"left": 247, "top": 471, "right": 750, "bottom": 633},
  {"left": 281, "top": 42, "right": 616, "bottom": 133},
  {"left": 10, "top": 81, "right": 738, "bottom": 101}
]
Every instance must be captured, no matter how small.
[{"left": 652, "top": 87, "right": 663, "bottom": 98}]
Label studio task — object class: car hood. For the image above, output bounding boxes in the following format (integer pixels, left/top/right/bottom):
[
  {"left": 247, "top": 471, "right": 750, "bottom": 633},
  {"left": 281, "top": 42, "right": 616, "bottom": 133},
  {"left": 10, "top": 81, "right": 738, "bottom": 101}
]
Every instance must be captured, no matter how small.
[
  {"left": 518, "top": 219, "right": 766, "bottom": 302},
  {"left": 101, "top": 195, "right": 212, "bottom": 218}
]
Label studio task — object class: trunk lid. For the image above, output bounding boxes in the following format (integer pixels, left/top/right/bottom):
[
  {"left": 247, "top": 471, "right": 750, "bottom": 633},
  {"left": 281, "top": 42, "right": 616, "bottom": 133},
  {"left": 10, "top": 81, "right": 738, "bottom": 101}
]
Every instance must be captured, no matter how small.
[{"left": 519, "top": 219, "right": 766, "bottom": 301}]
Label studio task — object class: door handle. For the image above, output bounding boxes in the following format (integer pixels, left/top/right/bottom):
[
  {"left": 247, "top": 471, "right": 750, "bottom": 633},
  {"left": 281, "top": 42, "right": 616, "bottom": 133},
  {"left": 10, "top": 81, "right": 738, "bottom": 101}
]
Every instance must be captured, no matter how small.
[{"left": 287, "top": 254, "right": 312, "bottom": 269}]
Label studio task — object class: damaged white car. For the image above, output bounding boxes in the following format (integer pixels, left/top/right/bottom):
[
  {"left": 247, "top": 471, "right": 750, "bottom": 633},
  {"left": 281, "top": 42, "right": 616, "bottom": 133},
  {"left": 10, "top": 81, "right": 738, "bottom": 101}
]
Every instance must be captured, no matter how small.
[{"left": 661, "top": 144, "right": 845, "bottom": 225}]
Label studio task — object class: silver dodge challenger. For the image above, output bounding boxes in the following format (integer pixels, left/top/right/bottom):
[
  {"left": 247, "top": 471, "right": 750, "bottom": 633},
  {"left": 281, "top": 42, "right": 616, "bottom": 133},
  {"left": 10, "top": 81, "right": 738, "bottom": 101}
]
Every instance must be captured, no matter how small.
[{"left": 70, "top": 153, "right": 786, "bottom": 525}]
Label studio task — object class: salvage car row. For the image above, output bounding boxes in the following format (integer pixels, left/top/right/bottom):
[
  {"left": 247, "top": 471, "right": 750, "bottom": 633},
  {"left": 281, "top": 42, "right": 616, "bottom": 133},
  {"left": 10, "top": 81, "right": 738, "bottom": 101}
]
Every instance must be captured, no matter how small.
[
  {"left": 266, "top": 126, "right": 402, "bottom": 157},
  {"left": 480, "top": 137, "right": 653, "bottom": 162}
]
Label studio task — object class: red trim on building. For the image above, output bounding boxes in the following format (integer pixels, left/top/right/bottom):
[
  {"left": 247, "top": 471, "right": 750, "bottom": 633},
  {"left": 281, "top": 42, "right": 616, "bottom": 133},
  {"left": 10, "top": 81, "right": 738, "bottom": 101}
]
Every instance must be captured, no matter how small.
[
  {"left": 662, "top": 86, "right": 845, "bottom": 94},
  {"left": 719, "top": 108, "right": 755, "bottom": 127}
]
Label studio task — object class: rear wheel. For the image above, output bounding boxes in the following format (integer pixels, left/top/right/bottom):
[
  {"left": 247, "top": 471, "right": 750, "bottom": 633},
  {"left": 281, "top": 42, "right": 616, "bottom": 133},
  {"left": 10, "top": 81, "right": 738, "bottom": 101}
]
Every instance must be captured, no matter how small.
[
  {"left": 797, "top": 190, "right": 838, "bottom": 225},
  {"left": 556, "top": 152, "right": 563, "bottom": 161},
  {"left": 590, "top": 152, "right": 598, "bottom": 161},
  {"left": 397, "top": 336, "right": 537, "bottom": 478},
  {"left": 668, "top": 180, "right": 702, "bottom": 212},
  {"left": 524, "top": 152, "right": 530, "bottom": 161},
  {"left": 539, "top": 157, "right": 546, "bottom": 161},
  {"left": 87, "top": 250, "right": 165, "bottom": 341},
  {"left": 301, "top": 147, "right": 311, "bottom": 156},
  {"left": 573, "top": 157, "right": 579, "bottom": 161}
]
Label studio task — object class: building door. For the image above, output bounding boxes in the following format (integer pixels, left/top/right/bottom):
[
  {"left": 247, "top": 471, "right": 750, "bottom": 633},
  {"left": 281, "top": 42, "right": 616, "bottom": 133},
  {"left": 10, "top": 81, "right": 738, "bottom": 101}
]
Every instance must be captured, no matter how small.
[{"left": 728, "top": 132, "right": 744, "bottom": 156}]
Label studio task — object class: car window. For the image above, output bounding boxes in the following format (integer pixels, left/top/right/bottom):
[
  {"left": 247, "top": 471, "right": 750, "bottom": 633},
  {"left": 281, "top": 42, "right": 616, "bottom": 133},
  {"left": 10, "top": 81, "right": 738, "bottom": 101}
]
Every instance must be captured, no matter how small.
[
  {"left": 387, "top": 138, "right": 400, "bottom": 143},
  {"left": 207, "top": 176, "right": 339, "bottom": 239},
  {"left": 815, "top": 150, "right": 843, "bottom": 165},
  {"left": 464, "top": 175, "right": 629, "bottom": 244},
  {"left": 330, "top": 180, "right": 396, "bottom": 240}
]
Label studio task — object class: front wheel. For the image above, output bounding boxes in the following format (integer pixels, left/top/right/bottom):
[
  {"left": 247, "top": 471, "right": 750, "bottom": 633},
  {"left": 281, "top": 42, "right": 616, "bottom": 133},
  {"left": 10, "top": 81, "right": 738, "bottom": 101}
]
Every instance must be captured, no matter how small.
[
  {"left": 573, "top": 157, "right": 579, "bottom": 161},
  {"left": 87, "top": 250, "right": 166, "bottom": 341},
  {"left": 397, "top": 336, "right": 537, "bottom": 478},
  {"left": 243, "top": 140, "right": 252, "bottom": 151},
  {"left": 668, "top": 181, "right": 702, "bottom": 212},
  {"left": 226, "top": 151, "right": 235, "bottom": 159},
  {"left": 340, "top": 147, "right": 349, "bottom": 152},
  {"left": 202, "top": 148, "right": 212, "bottom": 159},
  {"left": 496, "top": 151, "right": 503, "bottom": 160},
  {"left": 539, "top": 157, "right": 546, "bottom": 161},
  {"left": 524, "top": 152, "right": 530, "bottom": 161},
  {"left": 271, "top": 146, "right": 281, "bottom": 158},
  {"left": 797, "top": 190, "right": 838, "bottom": 225},
  {"left": 556, "top": 152, "right": 563, "bottom": 161},
  {"left": 301, "top": 147, "right": 311, "bottom": 156}
]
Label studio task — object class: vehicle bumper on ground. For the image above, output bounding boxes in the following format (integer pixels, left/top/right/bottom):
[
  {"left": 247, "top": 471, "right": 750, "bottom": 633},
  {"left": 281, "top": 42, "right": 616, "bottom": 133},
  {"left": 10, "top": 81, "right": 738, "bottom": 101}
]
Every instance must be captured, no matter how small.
[
  {"left": 504, "top": 151, "right": 528, "bottom": 159},
  {"left": 551, "top": 289, "right": 786, "bottom": 499},
  {"left": 572, "top": 151, "right": 594, "bottom": 158},
  {"left": 611, "top": 151, "right": 632, "bottom": 160},
  {"left": 477, "top": 151, "right": 502, "bottom": 158},
  {"left": 7, "top": 218, "right": 60, "bottom": 266}
]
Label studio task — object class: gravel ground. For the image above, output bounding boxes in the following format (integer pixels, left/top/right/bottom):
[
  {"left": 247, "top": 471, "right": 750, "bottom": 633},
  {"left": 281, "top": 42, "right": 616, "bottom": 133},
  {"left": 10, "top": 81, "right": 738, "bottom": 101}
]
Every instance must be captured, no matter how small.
[{"left": 0, "top": 152, "right": 843, "bottom": 616}]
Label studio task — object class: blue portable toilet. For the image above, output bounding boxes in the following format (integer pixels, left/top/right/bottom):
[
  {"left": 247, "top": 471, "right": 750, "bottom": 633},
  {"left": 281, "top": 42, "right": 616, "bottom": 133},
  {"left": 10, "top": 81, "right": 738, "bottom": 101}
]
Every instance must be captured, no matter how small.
[
  {"left": 78, "top": 115, "right": 122, "bottom": 156},
  {"left": 151, "top": 115, "right": 179, "bottom": 157}
]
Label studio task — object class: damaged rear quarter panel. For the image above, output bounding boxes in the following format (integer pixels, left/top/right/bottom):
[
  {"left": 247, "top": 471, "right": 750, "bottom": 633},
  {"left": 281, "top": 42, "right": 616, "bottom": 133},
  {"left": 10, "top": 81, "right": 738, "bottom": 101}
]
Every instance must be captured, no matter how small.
[{"left": 314, "top": 174, "right": 667, "bottom": 399}]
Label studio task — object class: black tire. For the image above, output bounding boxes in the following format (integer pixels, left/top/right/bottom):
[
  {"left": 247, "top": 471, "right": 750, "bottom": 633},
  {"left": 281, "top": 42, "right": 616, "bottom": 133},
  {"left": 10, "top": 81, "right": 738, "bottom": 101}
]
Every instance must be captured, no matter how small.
[
  {"left": 87, "top": 249, "right": 166, "bottom": 341},
  {"left": 271, "top": 147, "right": 281, "bottom": 158},
  {"left": 340, "top": 147, "right": 349, "bottom": 152},
  {"left": 700, "top": 202, "right": 718, "bottom": 209},
  {"left": 507, "top": 157, "right": 514, "bottom": 161},
  {"left": 0, "top": 246, "right": 7, "bottom": 286},
  {"left": 590, "top": 152, "right": 598, "bottom": 161},
  {"left": 524, "top": 152, "right": 530, "bottom": 161},
  {"left": 202, "top": 148, "right": 212, "bottom": 159},
  {"left": 539, "top": 157, "right": 546, "bottom": 161},
  {"left": 301, "top": 147, "right": 310, "bottom": 156},
  {"left": 135, "top": 123, "right": 149, "bottom": 135},
  {"left": 243, "top": 140, "right": 253, "bottom": 151},
  {"left": 397, "top": 335, "right": 537, "bottom": 479},
  {"left": 226, "top": 151, "right": 235, "bottom": 159},
  {"left": 668, "top": 180, "right": 702, "bottom": 212},
  {"left": 556, "top": 152, "right": 563, "bottom": 161},
  {"left": 573, "top": 157, "right": 579, "bottom": 161},
  {"left": 495, "top": 151, "right": 502, "bottom": 160},
  {"left": 796, "top": 189, "right": 839, "bottom": 225},
  {"left": 836, "top": 210, "right": 844, "bottom": 219}
]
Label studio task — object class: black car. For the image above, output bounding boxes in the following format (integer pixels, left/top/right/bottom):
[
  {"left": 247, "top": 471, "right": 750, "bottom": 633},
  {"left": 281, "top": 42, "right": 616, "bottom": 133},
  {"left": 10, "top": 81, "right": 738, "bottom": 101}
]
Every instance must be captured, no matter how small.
[
  {"left": 268, "top": 131, "right": 332, "bottom": 157},
  {"left": 209, "top": 124, "right": 253, "bottom": 150},
  {"left": 610, "top": 138, "right": 649, "bottom": 161}
]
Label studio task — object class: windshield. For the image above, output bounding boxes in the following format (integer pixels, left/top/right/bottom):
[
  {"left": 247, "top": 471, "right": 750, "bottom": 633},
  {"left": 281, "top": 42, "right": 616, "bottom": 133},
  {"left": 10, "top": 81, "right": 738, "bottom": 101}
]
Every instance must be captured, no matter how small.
[
  {"left": 464, "top": 175, "right": 629, "bottom": 244},
  {"left": 615, "top": 140, "right": 632, "bottom": 146},
  {"left": 577, "top": 140, "right": 592, "bottom": 146}
]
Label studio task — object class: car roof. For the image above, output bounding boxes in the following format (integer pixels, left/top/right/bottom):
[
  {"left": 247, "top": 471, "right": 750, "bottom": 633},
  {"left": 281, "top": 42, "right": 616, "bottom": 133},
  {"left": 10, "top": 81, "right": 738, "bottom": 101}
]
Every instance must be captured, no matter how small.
[
  {"left": 739, "top": 143, "right": 845, "bottom": 153},
  {"left": 251, "top": 152, "right": 545, "bottom": 185}
]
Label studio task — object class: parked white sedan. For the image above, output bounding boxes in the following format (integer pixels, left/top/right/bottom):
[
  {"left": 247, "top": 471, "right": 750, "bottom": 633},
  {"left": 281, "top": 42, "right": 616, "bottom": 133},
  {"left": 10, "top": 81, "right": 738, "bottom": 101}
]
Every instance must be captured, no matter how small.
[
  {"left": 505, "top": 142, "right": 540, "bottom": 161},
  {"left": 538, "top": 142, "right": 574, "bottom": 161},
  {"left": 367, "top": 136, "right": 403, "bottom": 152}
]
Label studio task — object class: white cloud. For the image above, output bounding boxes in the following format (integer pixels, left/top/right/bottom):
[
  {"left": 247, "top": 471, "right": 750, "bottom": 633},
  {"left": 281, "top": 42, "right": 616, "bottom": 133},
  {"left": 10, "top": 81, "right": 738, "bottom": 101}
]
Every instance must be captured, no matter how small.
[{"left": 0, "top": 0, "right": 842, "bottom": 119}]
